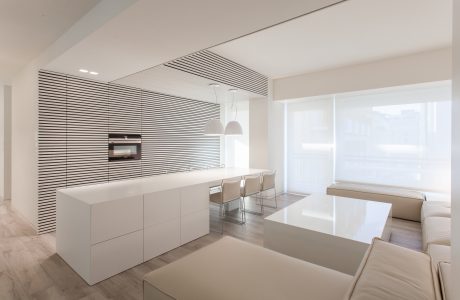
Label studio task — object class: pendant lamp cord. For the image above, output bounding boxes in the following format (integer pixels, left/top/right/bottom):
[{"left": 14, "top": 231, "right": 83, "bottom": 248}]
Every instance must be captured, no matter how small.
[{"left": 232, "top": 92, "right": 238, "bottom": 120}]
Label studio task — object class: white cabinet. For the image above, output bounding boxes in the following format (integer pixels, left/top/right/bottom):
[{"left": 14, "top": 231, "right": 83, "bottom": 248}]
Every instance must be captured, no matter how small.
[
  {"left": 144, "top": 189, "right": 181, "bottom": 260},
  {"left": 180, "top": 184, "right": 209, "bottom": 244},
  {"left": 181, "top": 210, "right": 209, "bottom": 245},
  {"left": 91, "top": 195, "right": 143, "bottom": 244},
  {"left": 91, "top": 230, "right": 143, "bottom": 284},
  {"left": 144, "top": 219, "right": 180, "bottom": 260}
]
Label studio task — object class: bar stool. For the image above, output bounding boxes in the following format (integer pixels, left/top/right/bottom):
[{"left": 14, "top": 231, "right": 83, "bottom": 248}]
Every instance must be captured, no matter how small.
[
  {"left": 209, "top": 178, "right": 245, "bottom": 233},
  {"left": 259, "top": 171, "right": 277, "bottom": 209},
  {"left": 241, "top": 174, "right": 263, "bottom": 216}
]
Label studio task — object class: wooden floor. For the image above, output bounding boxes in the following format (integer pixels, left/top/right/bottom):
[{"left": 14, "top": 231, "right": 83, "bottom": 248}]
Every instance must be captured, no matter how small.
[{"left": 0, "top": 194, "right": 422, "bottom": 300}]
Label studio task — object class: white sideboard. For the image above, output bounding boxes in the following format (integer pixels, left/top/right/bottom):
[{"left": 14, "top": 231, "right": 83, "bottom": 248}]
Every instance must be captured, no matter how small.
[{"left": 56, "top": 168, "right": 267, "bottom": 285}]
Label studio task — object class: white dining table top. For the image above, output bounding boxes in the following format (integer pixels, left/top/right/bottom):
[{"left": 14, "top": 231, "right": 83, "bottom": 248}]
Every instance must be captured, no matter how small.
[
  {"left": 57, "top": 168, "right": 269, "bottom": 205},
  {"left": 265, "top": 194, "right": 392, "bottom": 245}
]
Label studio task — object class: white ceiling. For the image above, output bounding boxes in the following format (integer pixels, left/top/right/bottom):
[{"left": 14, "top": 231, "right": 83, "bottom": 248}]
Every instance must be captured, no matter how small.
[
  {"left": 114, "top": 65, "right": 258, "bottom": 103},
  {"left": 44, "top": 0, "right": 343, "bottom": 82},
  {"left": 210, "top": 0, "right": 453, "bottom": 79},
  {"left": 0, "top": 0, "right": 100, "bottom": 83}
]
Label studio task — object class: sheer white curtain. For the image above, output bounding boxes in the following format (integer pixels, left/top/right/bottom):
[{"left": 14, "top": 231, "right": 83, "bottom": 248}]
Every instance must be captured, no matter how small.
[
  {"left": 285, "top": 81, "right": 452, "bottom": 194},
  {"left": 335, "top": 82, "right": 451, "bottom": 192},
  {"left": 286, "top": 96, "right": 334, "bottom": 194}
]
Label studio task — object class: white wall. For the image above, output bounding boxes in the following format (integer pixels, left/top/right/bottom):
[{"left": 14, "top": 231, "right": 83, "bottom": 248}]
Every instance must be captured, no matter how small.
[
  {"left": 249, "top": 98, "right": 269, "bottom": 169},
  {"left": 452, "top": 0, "right": 459, "bottom": 295},
  {"left": 0, "top": 85, "right": 4, "bottom": 200},
  {"left": 4, "top": 85, "right": 11, "bottom": 200},
  {"left": 274, "top": 48, "right": 452, "bottom": 100},
  {"left": 11, "top": 63, "right": 39, "bottom": 228}
]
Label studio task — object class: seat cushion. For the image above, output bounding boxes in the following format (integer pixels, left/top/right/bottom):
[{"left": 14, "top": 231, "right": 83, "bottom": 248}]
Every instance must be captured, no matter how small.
[
  {"left": 438, "top": 262, "right": 452, "bottom": 300},
  {"left": 423, "top": 217, "right": 451, "bottom": 251},
  {"left": 144, "top": 236, "right": 352, "bottom": 300},
  {"left": 344, "top": 238, "right": 440, "bottom": 300},
  {"left": 427, "top": 244, "right": 451, "bottom": 270},
  {"left": 422, "top": 205, "right": 451, "bottom": 222},
  {"left": 327, "top": 183, "right": 424, "bottom": 221}
]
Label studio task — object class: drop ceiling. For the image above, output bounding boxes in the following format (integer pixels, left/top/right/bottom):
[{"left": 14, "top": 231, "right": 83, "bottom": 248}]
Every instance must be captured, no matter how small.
[
  {"left": 44, "top": 0, "right": 344, "bottom": 82},
  {"left": 210, "top": 0, "right": 452, "bottom": 79},
  {"left": 0, "top": 0, "right": 100, "bottom": 83}
]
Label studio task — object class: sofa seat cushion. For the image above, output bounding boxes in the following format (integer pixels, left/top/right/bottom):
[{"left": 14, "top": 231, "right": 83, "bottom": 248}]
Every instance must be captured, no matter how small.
[
  {"left": 143, "top": 236, "right": 352, "bottom": 300},
  {"left": 423, "top": 217, "right": 451, "bottom": 251},
  {"left": 422, "top": 205, "right": 451, "bottom": 222},
  {"left": 345, "top": 238, "right": 440, "bottom": 300},
  {"left": 439, "top": 262, "right": 452, "bottom": 300},
  {"left": 427, "top": 244, "right": 451, "bottom": 270},
  {"left": 327, "top": 183, "right": 424, "bottom": 221}
]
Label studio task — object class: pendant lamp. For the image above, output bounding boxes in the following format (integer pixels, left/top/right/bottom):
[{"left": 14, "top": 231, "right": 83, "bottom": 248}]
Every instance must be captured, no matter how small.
[
  {"left": 204, "top": 83, "right": 224, "bottom": 135},
  {"left": 225, "top": 89, "right": 243, "bottom": 135}
]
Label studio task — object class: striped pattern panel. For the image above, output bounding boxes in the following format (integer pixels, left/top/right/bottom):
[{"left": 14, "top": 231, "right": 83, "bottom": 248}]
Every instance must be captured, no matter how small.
[
  {"left": 38, "top": 70, "right": 67, "bottom": 234},
  {"left": 66, "top": 76, "right": 108, "bottom": 187},
  {"left": 142, "top": 91, "right": 220, "bottom": 176},
  {"left": 108, "top": 84, "right": 142, "bottom": 181},
  {"left": 164, "top": 50, "right": 268, "bottom": 96}
]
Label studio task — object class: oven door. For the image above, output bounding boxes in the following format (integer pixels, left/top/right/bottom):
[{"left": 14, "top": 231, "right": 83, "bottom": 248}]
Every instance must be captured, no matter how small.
[
  {"left": 108, "top": 134, "right": 142, "bottom": 161},
  {"left": 108, "top": 143, "right": 141, "bottom": 161}
]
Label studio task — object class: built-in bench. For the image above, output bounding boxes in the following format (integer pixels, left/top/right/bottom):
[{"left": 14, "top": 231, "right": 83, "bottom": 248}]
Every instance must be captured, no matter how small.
[{"left": 326, "top": 182, "right": 425, "bottom": 222}]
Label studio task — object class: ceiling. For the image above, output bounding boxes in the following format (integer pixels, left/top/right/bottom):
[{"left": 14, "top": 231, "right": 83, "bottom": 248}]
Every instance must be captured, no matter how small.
[
  {"left": 44, "top": 0, "right": 343, "bottom": 82},
  {"left": 0, "top": 0, "right": 100, "bottom": 83},
  {"left": 114, "top": 65, "right": 258, "bottom": 103},
  {"left": 210, "top": 0, "right": 453, "bottom": 79}
]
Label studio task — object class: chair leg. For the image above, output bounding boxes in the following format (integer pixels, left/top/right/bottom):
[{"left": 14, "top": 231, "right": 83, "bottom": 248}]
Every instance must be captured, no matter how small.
[
  {"left": 257, "top": 188, "right": 278, "bottom": 209},
  {"left": 241, "top": 198, "right": 246, "bottom": 223},
  {"left": 220, "top": 204, "right": 224, "bottom": 234},
  {"left": 242, "top": 194, "right": 263, "bottom": 216}
]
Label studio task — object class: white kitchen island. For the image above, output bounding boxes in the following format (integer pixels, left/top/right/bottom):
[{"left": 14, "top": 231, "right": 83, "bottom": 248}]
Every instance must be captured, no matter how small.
[{"left": 56, "top": 168, "right": 267, "bottom": 285}]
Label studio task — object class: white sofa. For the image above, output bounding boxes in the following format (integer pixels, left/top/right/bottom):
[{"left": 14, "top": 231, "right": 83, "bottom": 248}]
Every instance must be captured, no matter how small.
[{"left": 143, "top": 236, "right": 448, "bottom": 300}]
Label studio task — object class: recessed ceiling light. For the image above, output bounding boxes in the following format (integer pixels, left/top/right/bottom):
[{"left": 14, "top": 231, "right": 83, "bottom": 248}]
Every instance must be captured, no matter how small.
[
  {"left": 89, "top": 71, "right": 99, "bottom": 75},
  {"left": 79, "top": 69, "right": 89, "bottom": 73}
]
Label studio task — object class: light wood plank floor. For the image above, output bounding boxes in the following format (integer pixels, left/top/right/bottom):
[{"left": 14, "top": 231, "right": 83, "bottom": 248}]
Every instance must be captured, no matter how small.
[{"left": 0, "top": 194, "right": 422, "bottom": 300}]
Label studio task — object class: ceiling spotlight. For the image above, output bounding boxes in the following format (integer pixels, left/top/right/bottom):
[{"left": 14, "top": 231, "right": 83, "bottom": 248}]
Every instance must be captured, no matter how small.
[
  {"left": 79, "top": 69, "right": 89, "bottom": 73},
  {"left": 89, "top": 71, "right": 99, "bottom": 75}
]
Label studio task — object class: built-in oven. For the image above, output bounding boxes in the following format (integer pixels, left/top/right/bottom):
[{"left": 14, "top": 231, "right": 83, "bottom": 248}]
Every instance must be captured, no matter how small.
[{"left": 108, "top": 134, "right": 142, "bottom": 161}]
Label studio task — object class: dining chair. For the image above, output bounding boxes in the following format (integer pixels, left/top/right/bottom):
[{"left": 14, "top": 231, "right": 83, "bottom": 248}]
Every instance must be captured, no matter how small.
[
  {"left": 259, "top": 171, "right": 277, "bottom": 209},
  {"left": 209, "top": 178, "right": 245, "bottom": 233},
  {"left": 241, "top": 175, "right": 263, "bottom": 215}
]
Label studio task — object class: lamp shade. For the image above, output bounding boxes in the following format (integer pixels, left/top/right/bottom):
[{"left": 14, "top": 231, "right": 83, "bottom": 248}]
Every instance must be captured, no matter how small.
[
  {"left": 224, "top": 121, "right": 243, "bottom": 135},
  {"left": 204, "top": 118, "right": 224, "bottom": 135}
]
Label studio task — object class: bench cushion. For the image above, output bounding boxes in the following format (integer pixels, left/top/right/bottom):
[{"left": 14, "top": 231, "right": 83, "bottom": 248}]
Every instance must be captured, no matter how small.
[
  {"left": 427, "top": 244, "right": 451, "bottom": 272},
  {"left": 439, "top": 262, "right": 452, "bottom": 300},
  {"left": 327, "top": 183, "right": 424, "bottom": 221},
  {"left": 143, "top": 236, "right": 352, "bottom": 300},
  {"left": 423, "top": 217, "right": 451, "bottom": 251},
  {"left": 422, "top": 204, "right": 451, "bottom": 222},
  {"left": 345, "top": 238, "right": 440, "bottom": 300}
]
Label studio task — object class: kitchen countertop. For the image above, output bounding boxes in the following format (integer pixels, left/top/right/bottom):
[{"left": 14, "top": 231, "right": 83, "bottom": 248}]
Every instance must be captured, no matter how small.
[{"left": 57, "top": 168, "right": 269, "bottom": 205}]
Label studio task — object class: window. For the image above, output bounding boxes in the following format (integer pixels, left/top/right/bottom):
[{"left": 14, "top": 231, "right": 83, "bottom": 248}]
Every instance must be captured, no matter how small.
[
  {"left": 285, "top": 81, "right": 451, "bottom": 194},
  {"left": 286, "top": 96, "right": 334, "bottom": 194}
]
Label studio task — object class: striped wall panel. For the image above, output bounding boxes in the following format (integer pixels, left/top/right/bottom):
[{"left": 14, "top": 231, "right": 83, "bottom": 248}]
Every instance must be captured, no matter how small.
[
  {"left": 38, "top": 70, "right": 221, "bottom": 233},
  {"left": 66, "top": 76, "right": 108, "bottom": 187},
  {"left": 38, "top": 70, "right": 67, "bottom": 233},
  {"left": 164, "top": 50, "right": 268, "bottom": 96},
  {"left": 141, "top": 91, "right": 221, "bottom": 177},
  {"left": 108, "top": 84, "right": 142, "bottom": 181}
]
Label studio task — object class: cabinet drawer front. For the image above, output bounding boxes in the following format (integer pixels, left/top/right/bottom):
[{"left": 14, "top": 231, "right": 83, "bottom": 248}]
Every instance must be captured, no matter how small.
[
  {"left": 91, "top": 195, "right": 143, "bottom": 244},
  {"left": 144, "top": 219, "right": 180, "bottom": 261},
  {"left": 180, "top": 184, "right": 209, "bottom": 216},
  {"left": 144, "top": 189, "right": 180, "bottom": 228},
  {"left": 90, "top": 230, "right": 143, "bottom": 285},
  {"left": 181, "top": 209, "right": 209, "bottom": 245}
]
